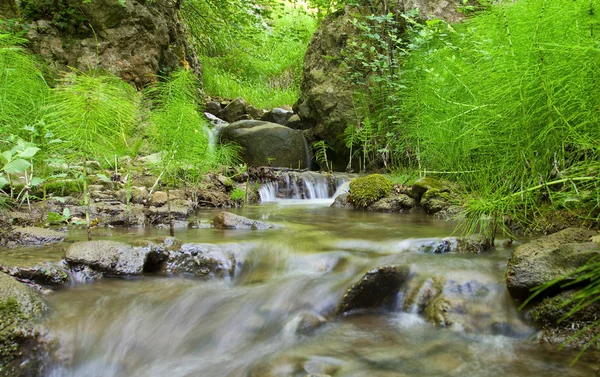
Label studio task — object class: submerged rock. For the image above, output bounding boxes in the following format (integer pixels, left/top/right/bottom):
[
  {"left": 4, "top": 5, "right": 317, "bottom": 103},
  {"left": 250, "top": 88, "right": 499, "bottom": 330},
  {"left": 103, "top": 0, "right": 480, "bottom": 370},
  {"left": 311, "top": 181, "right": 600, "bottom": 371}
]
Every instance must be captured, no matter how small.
[
  {"left": 506, "top": 228, "right": 599, "bottom": 300},
  {"left": 336, "top": 265, "right": 410, "bottom": 315},
  {"left": 11, "top": 227, "right": 66, "bottom": 246},
  {"left": 0, "top": 272, "right": 50, "bottom": 376},
  {"left": 427, "top": 234, "right": 492, "bottom": 254},
  {"left": 213, "top": 212, "right": 275, "bottom": 230},
  {"left": 65, "top": 240, "right": 148, "bottom": 276},
  {"left": 0, "top": 262, "right": 69, "bottom": 289},
  {"left": 162, "top": 243, "right": 236, "bottom": 278}
]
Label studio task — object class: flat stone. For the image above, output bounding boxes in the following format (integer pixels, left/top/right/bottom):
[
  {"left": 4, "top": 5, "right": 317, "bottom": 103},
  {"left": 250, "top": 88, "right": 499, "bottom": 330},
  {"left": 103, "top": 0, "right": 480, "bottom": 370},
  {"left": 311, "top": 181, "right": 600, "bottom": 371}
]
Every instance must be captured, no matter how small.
[
  {"left": 12, "top": 227, "right": 66, "bottom": 246},
  {"left": 213, "top": 211, "right": 275, "bottom": 230},
  {"left": 66, "top": 240, "right": 148, "bottom": 276}
]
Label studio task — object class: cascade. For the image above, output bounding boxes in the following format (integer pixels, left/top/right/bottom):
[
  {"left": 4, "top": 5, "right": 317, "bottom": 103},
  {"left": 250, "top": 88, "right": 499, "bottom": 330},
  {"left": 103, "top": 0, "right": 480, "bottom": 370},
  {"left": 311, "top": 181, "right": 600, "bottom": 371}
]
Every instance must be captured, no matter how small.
[{"left": 258, "top": 171, "right": 352, "bottom": 202}]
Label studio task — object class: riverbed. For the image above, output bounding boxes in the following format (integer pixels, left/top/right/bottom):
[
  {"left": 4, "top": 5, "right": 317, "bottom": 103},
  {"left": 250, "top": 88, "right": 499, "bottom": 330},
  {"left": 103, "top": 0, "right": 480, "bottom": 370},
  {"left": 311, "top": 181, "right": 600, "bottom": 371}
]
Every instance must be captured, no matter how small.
[{"left": 40, "top": 200, "right": 598, "bottom": 376}]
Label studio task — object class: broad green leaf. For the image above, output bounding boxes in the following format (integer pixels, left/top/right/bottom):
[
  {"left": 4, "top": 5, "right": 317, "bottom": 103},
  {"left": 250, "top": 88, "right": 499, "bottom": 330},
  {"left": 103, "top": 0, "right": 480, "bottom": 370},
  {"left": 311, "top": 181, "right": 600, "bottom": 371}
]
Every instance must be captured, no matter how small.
[
  {"left": 3, "top": 159, "right": 31, "bottom": 174},
  {"left": 17, "top": 147, "right": 40, "bottom": 159},
  {"left": 96, "top": 173, "right": 112, "bottom": 183},
  {"left": 30, "top": 177, "right": 44, "bottom": 186},
  {"left": 0, "top": 176, "right": 8, "bottom": 188},
  {"left": 62, "top": 207, "right": 71, "bottom": 220}
]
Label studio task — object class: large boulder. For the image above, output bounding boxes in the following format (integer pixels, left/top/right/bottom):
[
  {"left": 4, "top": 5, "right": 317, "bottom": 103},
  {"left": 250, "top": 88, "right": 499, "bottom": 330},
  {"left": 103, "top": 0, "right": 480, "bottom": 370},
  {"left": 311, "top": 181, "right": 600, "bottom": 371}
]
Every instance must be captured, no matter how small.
[
  {"left": 65, "top": 240, "right": 148, "bottom": 276},
  {"left": 22, "top": 0, "right": 199, "bottom": 88},
  {"left": 294, "top": 1, "right": 468, "bottom": 167},
  {"left": 0, "top": 272, "right": 50, "bottom": 376},
  {"left": 506, "top": 228, "right": 599, "bottom": 300},
  {"left": 336, "top": 265, "right": 409, "bottom": 315},
  {"left": 220, "top": 120, "right": 309, "bottom": 169}
]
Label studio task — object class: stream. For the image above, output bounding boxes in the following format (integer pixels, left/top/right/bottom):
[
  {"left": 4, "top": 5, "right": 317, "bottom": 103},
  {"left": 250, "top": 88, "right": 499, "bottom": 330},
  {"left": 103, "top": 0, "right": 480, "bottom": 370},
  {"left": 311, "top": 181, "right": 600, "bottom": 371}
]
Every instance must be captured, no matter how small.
[{"left": 37, "top": 195, "right": 598, "bottom": 376}]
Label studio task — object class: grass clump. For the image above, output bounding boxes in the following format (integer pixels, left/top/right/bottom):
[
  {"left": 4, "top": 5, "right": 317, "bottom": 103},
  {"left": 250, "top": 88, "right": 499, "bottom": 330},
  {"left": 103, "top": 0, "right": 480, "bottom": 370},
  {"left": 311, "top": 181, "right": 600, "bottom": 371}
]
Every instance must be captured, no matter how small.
[
  {"left": 348, "top": 174, "right": 393, "bottom": 209},
  {"left": 396, "top": 0, "right": 600, "bottom": 235},
  {"left": 198, "top": 5, "right": 317, "bottom": 108}
]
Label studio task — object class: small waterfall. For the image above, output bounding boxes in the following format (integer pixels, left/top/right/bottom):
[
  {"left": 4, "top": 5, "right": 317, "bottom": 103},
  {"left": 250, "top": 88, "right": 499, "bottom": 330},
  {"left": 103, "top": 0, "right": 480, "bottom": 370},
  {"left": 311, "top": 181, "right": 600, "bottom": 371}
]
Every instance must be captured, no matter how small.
[
  {"left": 205, "top": 113, "right": 229, "bottom": 152},
  {"left": 258, "top": 171, "right": 352, "bottom": 202}
]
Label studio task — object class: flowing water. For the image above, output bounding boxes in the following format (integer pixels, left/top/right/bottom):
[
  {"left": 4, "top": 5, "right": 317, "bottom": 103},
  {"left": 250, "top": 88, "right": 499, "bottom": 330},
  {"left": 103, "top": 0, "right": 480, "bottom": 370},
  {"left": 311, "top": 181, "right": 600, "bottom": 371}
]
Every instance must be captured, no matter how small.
[{"left": 40, "top": 197, "right": 599, "bottom": 376}]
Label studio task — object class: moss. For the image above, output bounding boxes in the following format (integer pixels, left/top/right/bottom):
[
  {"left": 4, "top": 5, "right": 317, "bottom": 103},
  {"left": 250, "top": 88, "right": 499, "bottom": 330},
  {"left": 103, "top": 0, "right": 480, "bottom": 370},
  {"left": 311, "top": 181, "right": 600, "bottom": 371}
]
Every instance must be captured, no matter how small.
[
  {"left": 348, "top": 174, "right": 393, "bottom": 209},
  {"left": 35, "top": 180, "right": 82, "bottom": 197}
]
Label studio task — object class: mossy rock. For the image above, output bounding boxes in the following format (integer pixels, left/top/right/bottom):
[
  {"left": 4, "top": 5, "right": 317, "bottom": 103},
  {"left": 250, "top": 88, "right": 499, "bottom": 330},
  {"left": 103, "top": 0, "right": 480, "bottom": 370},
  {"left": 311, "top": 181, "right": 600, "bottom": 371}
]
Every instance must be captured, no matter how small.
[
  {"left": 34, "top": 180, "right": 82, "bottom": 197},
  {"left": 0, "top": 272, "right": 50, "bottom": 376},
  {"left": 348, "top": 174, "right": 393, "bottom": 210}
]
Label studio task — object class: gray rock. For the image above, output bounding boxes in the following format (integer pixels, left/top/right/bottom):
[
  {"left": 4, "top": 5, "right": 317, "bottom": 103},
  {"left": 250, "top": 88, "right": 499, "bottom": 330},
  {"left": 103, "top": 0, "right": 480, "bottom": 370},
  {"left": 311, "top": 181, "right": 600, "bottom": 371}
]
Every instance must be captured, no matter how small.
[
  {"left": 219, "top": 97, "right": 247, "bottom": 122},
  {"left": 0, "top": 262, "right": 69, "bottom": 288},
  {"left": 12, "top": 227, "right": 66, "bottom": 246},
  {"left": 336, "top": 265, "right": 410, "bottom": 315},
  {"left": 0, "top": 272, "right": 50, "bottom": 376},
  {"left": 262, "top": 107, "right": 294, "bottom": 125},
  {"left": 116, "top": 186, "right": 149, "bottom": 204},
  {"left": 506, "top": 228, "right": 599, "bottom": 300},
  {"left": 220, "top": 120, "right": 309, "bottom": 168},
  {"left": 146, "top": 200, "right": 193, "bottom": 225},
  {"left": 245, "top": 104, "right": 265, "bottom": 120},
  {"left": 151, "top": 191, "right": 168, "bottom": 206},
  {"left": 66, "top": 240, "right": 148, "bottom": 276},
  {"left": 286, "top": 114, "right": 313, "bottom": 130},
  {"left": 205, "top": 101, "right": 222, "bottom": 116},
  {"left": 331, "top": 193, "right": 353, "bottom": 209},
  {"left": 162, "top": 243, "right": 235, "bottom": 277},
  {"left": 24, "top": 0, "right": 199, "bottom": 88},
  {"left": 213, "top": 211, "right": 275, "bottom": 230},
  {"left": 428, "top": 234, "right": 492, "bottom": 254},
  {"left": 367, "top": 194, "right": 415, "bottom": 212}
]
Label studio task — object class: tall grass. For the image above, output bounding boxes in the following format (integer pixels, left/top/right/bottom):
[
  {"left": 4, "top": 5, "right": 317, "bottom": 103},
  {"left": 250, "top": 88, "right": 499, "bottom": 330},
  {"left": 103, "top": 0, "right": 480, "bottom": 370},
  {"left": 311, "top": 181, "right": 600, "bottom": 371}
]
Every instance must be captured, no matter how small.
[
  {"left": 199, "top": 5, "right": 317, "bottom": 108},
  {"left": 0, "top": 33, "right": 49, "bottom": 140},
  {"left": 397, "top": 0, "right": 600, "bottom": 233}
]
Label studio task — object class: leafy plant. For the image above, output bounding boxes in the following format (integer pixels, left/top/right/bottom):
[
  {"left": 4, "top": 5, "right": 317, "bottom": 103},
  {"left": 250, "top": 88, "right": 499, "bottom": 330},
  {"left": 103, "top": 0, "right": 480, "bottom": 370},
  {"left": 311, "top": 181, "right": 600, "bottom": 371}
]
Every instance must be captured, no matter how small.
[
  {"left": 47, "top": 207, "right": 71, "bottom": 225},
  {"left": 312, "top": 140, "right": 332, "bottom": 172},
  {"left": 45, "top": 69, "right": 139, "bottom": 240},
  {"left": 230, "top": 187, "right": 245, "bottom": 202}
]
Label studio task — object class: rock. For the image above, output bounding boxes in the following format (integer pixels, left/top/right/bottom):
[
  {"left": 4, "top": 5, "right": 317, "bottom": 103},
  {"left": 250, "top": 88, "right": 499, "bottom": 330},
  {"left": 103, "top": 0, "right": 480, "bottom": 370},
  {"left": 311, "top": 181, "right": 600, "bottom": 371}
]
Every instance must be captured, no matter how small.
[
  {"left": 285, "top": 114, "right": 313, "bottom": 130},
  {"left": 336, "top": 265, "right": 410, "bottom": 315},
  {"left": 427, "top": 234, "right": 492, "bottom": 254},
  {"left": 1, "top": 263, "right": 69, "bottom": 289},
  {"left": 529, "top": 291, "right": 600, "bottom": 348},
  {"left": 411, "top": 177, "right": 451, "bottom": 201},
  {"left": 218, "top": 97, "right": 247, "bottom": 122},
  {"left": 146, "top": 200, "right": 193, "bottom": 225},
  {"left": 367, "top": 194, "right": 414, "bottom": 212},
  {"left": 290, "top": 311, "right": 326, "bottom": 336},
  {"left": 245, "top": 105, "right": 265, "bottom": 120},
  {"left": 24, "top": 0, "right": 199, "bottom": 88},
  {"left": 506, "top": 228, "right": 599, "bottom": 300},
  {"left": 65, "top": 240, "right": 148, "bottom": 276},
  {"left": 11, "top": 227, "right": 66, "bottom": 246},
  {"left": 347, "top": 174, "right": 393, "bottom": 209},
  {"left": 213, "top": 212, "right": 275, "bottom": 230},
  {"left": 97, "top": 203, "right": 147, "bottom": 227},
  {"left": 161, "top": 243, "right": 236, "bottom": 277},
  {"left": 116, "top": 186, "right": 149, "bottom": 204},
  {"left": 262, "top": 107, "right": 294, "bottom": 125},
  {"left": 205, "top": 112, "right": 229, "bottom": 127},
  {"left": 0, "top": 272, "right": 50, "bottom": 376},
  {"left": 151, "top": 191, "right": 168, "bottom": 206},
  {"left": 220, "top": 120, "right": 309, "bottom": 169},
  {"left": 296, "top": 1, "right": 466, "bottom": 167},
  {"left": 331, "top": 193, "right": 354, "bottom": 209},
  {"left": 205, "top": 101, "right": 222, "bottom": 116}
]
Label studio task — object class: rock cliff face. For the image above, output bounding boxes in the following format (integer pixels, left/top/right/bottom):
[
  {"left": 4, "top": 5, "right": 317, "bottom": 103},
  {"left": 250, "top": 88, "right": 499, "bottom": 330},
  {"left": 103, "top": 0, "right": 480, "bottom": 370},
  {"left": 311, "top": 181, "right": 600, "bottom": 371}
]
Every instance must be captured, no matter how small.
[
  {"left": 295, "top": 0, "right": 468, "bottom": 168},
  {"left": 21, "top": 0, "right": 199, "bottom": 88}
]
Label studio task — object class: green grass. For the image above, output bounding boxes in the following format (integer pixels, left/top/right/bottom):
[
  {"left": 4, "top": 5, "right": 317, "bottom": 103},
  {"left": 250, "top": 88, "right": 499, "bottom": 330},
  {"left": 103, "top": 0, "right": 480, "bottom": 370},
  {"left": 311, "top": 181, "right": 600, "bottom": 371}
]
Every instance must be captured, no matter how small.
[
  {"left": 395, "top": 0, "right": 600, "bottom": 234},
  {"left": 200, "top": 5, "right": 317, "bottom": 109}
]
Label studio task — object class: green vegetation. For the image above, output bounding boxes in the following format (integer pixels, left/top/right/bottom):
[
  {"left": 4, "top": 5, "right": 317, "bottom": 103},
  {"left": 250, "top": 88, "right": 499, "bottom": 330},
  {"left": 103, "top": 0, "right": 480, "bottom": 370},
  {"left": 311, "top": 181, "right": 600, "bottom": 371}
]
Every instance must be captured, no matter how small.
[
  {"left": 348, "top": 174, "right": 393, "bottom": 209},
  {"left": 192, "top": 4, "right": 317, "bottom": 108}
]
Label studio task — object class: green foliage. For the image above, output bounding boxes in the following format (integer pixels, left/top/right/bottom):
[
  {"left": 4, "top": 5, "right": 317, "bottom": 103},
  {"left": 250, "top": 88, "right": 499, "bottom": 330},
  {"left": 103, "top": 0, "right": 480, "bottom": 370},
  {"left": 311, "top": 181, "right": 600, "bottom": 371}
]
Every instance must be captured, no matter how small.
[
  {"left": 230, "top": 187, "right": 245, "bottom": 201},
  {"left": 197, "top": 4, "right": 317, "bottom": 108},
  {"left": 19, "top": 0, "right": 87, "bottom": 31},
  {"left": 0, "top": 33, "right": 49, "bottom": 140},
  {"left": 348, "top": 173, "right": 393, "bottom": 209},
  {"left": 396, "top": 0, "right": 600, "bottom": 234},
  {"left": 312, "top": 140, "right": 332, "bottom": 172}
]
